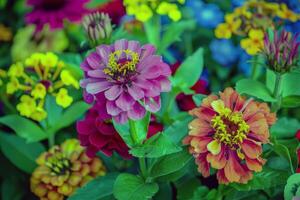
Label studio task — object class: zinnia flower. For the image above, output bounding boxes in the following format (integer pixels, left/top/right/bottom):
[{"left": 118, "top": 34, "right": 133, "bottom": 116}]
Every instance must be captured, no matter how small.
[
  {"left": 183, "top": 87, "right": 276, "bottom": 184},
  {"left": 25, "top": 0, "right": 90, "bottom": 31},
  {"left": 296, "top": 130, "right": 300, "bottom": 141},
  {"left": 80, "top": 39, "right": 171, "bottom": 123},
  {"left": 6, "top": 52, "right": 79, "bottom": 121},
  {"left": 97, "top": 0, "right": 125, "bottom": 24},
  {"left": 77, "top": 94, "right": 163, "bottom": 158},
  {"left": 30, "top": 139, "right": 106, "bottom": 199}
]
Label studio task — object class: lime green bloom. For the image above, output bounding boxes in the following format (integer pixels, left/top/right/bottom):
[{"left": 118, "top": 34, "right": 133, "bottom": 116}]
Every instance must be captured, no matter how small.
[{"left": 56, "top": 88, "right": 73, "bottom": 108}]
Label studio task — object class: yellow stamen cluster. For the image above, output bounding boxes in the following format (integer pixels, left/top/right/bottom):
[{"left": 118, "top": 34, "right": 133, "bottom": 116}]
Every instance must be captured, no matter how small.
[
  {"left": 214, "top": 0, "right": 300, "bottom": 55},
  {"left": 123, "top": 0, "right": 184, "bottom": 22},
  {"left": 5, "top": 52, "right": 79, "bottom": 121},
  {"left": 31, "top": 139, "right": 106, "bottom": 200},
  {"left": 103, "top": 49, "right": 139, "bottom": 80},
  {"left": 210, "top": 100, "right": 249, "bottom": 149}
]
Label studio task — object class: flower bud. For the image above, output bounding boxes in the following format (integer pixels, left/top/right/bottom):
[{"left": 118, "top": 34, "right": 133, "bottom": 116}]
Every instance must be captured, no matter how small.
[
  {"left": 82, "top": 12, "right": 113, "bottom": 42},
  {"left": 262, "top": 29, "right": 299, "bottom": 74}
]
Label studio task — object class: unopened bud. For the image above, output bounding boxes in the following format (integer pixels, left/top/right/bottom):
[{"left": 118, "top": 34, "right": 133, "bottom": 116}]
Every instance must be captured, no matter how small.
[{"left": 82, "top": 12, "right": 113, "bottom": 42}]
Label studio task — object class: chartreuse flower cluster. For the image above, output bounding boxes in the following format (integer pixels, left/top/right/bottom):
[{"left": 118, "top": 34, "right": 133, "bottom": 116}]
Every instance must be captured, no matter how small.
[
  {"left": 123, "top": 0, "right": 185, "bottom": 22},
  {"left": 30, "top": 139, "right": 106, "bottom": 200},
  {"left": 215, "top": 0, "right": 300, "bottom": 55},
  {"left": 184, "top": 88, "right": 276, "bottom": 184},
  {"left": 6, "top": 52, "right": 79, "bottom": 121}
]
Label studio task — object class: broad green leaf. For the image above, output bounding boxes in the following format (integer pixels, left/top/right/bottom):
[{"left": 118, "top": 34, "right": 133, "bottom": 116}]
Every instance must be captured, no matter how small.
[
  {"left": 284, "top": 174, "right": 300, "bottom": 200},
  {"left": 276, "top": 139, "right": 299, "bottom": 171},
  {"left": 271, "top": 117, "right": 300, "bottom": 139},
  {"left": 230, "top": 168, "right": 289, "bottom": 191},
  {"left": 282, "top": 96, "right": 300, "bottom": 108},
  {"left": 156, "top": 161, "right": 191, "bottom": 182},
  {"left": 1, "top": 178, "right": 25, "bottom": 200},
  {"left": 44, "top": 95, "right": 63, "bottom": 128},
  {"left": 129, "top": 112, "right": 151, "bottom": 144},
  {"left": 192, "top": 94, "right": 207, "bottom": 106},
  {"left": 130, "top": 133, "right": 182, "bottom": 158},
  {"left": 68, "top": 173, "right": 118, "bottom": 200},
  {"left": 273, "top": 143, "right": 294, "bottom": 173},
  {"left": 154, "top": 183, "right": 172, "bottom": 200},
  {"left": 113, "top": 173, "right": 159, "bottom": 200},
  {"left": 0, "top": 0, "right": 7, "bottom": 8},
  {"left": 0, "top": 133, "right": 45, "bottom": 174},
  {"left": 149, "top": 149, "right": 192, "bottom": 179},
  {"left": 164, "top": 116, "right": 192, "bottom": 144},
  {"left": 159, "top": 20, "right": 196, "bottom": 53},
  {"left": 47, "top": 101, "right": 90, "bottom": 135},
  {"left": 172, "top": 48, "right": 204, "bottom": 93},
  {"left": 112, "top": 120, "right": 134, "bottom": 148},
  {"left": 0, "top": 115, "right": 48, "bottom": 142},
  {"left": 236, "top": 78, "right": 276, "bottom": 102},
  {"left": 176, "top": 177, "right": 203, "bottom": 200}
]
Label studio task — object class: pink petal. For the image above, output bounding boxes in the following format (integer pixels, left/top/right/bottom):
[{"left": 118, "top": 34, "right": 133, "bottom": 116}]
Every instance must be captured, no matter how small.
[
  {"left": 104, "top": 85, "right": 123, "bottom": 101},
  {"left": 128, "top": 102, "right": 146, "bottom": 120},
  {"left": 115, "top": 92, "right": 135, "bottom": 111},
  {"left": 106, "top": 101, "right": 123, "bottom": 116},
  {"left": 87, "top": 52, "right": 101, "bottom": 69},
  {"left": 113, "top": 112, "right": 128, "bottom": 124},
  {"left": 127, "top": 84, "right": 144, "bottom": 100},
  {"left": 87, "top": 69, "right": 107, "bottom": 78},
  {"left": 144, "top": 96, "right": 161, "bottom": 112},
  {"left": 86, "top": 81, "right": 112, "bottom": 94},
  {"left": 140, "top": 44, "right": 156, "bottom": 60}
]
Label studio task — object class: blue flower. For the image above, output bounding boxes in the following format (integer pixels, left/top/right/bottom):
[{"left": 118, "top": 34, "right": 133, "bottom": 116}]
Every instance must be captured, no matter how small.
[
  {"left": 186, "top": 1, "right": 223, "bottom": 28},
  {"left": 209, "top": 39, "right": 239, "bottom": 67},
  {"left": 280, "top": 0, "right": 300, "bottom": 13},
  {"left": 231, "top": 0, "right": 246, "bottom": 8},
  {"left": 285, "top": 21, "right": 300, "bottom": 38}
]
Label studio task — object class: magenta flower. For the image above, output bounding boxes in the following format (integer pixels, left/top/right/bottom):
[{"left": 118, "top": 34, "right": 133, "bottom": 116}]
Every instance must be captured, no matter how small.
[
  {"left": 25, "top": 0, "right": 90, "bottom": 31},
  {"left": 80, "top": 39, "right": 171, "bottom": 123},
  {"left": 77, "top": 93, "right": 132, "bottom": 159}
]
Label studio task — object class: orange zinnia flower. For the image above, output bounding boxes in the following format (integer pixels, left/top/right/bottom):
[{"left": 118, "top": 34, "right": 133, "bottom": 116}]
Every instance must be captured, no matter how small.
[{"left": 183, "top": 87, "right": 276, "bottom": 184}]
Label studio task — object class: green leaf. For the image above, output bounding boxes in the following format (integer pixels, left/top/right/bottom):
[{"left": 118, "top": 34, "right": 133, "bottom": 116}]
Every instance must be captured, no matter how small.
[
  {"left": 129, "top": 133, "right": 182, "bottom": 158},
  {"left": 86, "top": 0, "right": 110, "bottom": 8},
  {"left": 271, "top": 117, "right": 300, "bottom": 139},
  {"left": 284, "top": 174, "right": 300, "bottom": 200},
  {"left": 1, "top": 178, "right": 25, "bottom": 200},
  {"left": 113, "top": 173, "right": 159, "bottom": 200},
  {"left": 192, "top": 94, "right": 207, "bottom": 106},
  {"left": 154, "top": 183, "right": 172, "bottom": 200},
  {"left": 164, "top": 117, "right": 192, "bottom": 144},
  {"left": 0, "top": 0, "right": 7, "bottom": 8},
  {"left": 149, "top": 149, "right": 192, "bottom": 179},
  {"left": 273, "top": 143, "right": 295, "bottom": 173},
  {"left": 176, "top": 177, "right": 203, "bottom": 200},
  {"left": 159, "top": 20, "right": 196, "bottom": 53},
  {"left": 282, "top": 96, "right": 300, "bottom": 108},
  {"left": 172, "top": 48, "right": 204, "bottom": 93},
  {"left": 44, "top": 95, "right": 63, "bottom": 128},
  {"left": 47, "top": 101, "right": 90, "bottom": 135},
  {"left": 144, "top": 16, "right": 160, "bottom": 47},
  {"left": 129, "top": 112, "right": 151, "bottom": 144},
  {"left": 0, "top": 115, "right": 48, "bottom": 142},
  {"left": 68, "top": 173, "right": 118, "bottom": 200},
  {"left": 112, "top": 120, "right": 134, "bottom": 148},
  {"left": 0, "top": 133, "right": 45, "bottom": 174},
  {"left": 236, "top": 78, "right": 276, "bottom": 102},
  {"left": 190, "top": 187, "right": 210, "bottom": 200},
  {"left": 230, "top": 167, "right": 289, "bottom": 191}
]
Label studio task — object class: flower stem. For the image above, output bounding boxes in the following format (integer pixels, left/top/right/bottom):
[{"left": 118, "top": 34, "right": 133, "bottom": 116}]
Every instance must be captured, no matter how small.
[
  {"left": 48, "top": 134, "right": 55, "bottom": 148},
  {"left": 139, "top": 157, "right": 147, "bottom": 178},
  {"left": 271, "top": 73, "right": 282, "bottom": 112},
  {"left": 250, "top": 55, "right": 258, "bottom": 79},
  {"left": 129, "top": 119, "right": 139, "bottom": 144}
]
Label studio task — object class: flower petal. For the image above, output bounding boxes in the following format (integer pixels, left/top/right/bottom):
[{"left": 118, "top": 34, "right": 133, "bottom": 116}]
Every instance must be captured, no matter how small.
[
  {"left": 241, "top": 139, "right": 262, "bottom": 159},
  {"left": 128, "top": 102, "right": 146, "bottom": 120},
  {"left": 86, "top": 81, "right": 112, "bottom": 94},
  {"left": 115, "top": 92, "right": 135, "bottom": 111},
  {"left": 104, "top": 85, "right": 123, "bottom": 101}
]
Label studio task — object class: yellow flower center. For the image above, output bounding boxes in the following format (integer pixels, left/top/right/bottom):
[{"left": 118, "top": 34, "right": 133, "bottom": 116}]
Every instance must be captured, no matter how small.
[
  {"left": 45, "top": 151, "right": 71, "bottom": 176},
  {"left": 103, "top": 49, "right": 139, "bottom": 80},
  {"left": 210, "top": 100, "right": 249, "bottom": 149}
]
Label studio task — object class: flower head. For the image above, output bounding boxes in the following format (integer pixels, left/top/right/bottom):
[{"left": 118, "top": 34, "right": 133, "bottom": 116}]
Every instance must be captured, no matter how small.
[
  {"left": 6, "top": 52, "right": 79, "bottom": 121},
  {"left": 209, "top": 39, "right": 239, "bottom": 66},
  {"left": 241, "top": 29, "right": 264, "bottom": 55},
  {"left": 82, "top": 12, "right": 113, "bottom": 43},
  {"left": 80, "top": 39, "right": 171, "bottom": 123},
  {"left": 183, "top": 88, "right": 276, "bottom": 184},
  {"left": 262, "top": 29, "right": 300, "bottom": 74},
  {"left": 123, "top": 0, "right": 184, "bottom": 22},
  {"left": 30, "top": 139, "right": 106, "bottom": 199},
  {"left": 25, "top": 0, "right": 91, "bottom": 31}
]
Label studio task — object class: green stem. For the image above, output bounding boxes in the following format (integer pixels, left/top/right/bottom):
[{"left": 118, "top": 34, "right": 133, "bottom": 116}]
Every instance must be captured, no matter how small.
[
  {"left": 48, "top": 134, "right": 55, "bottom": 148},
  {"left": 139, "top": 157, "right": 147, "bottom": 178},
  {"left": 162, "top": 91, "right": 177, "bottom": 124},
  {"left": 271, "top": 73, "right": 282, "bottom": 112},
  {"left": 129, "top": 119, "right": 139, "bottom": 144},
  {"left": 250, "top": 55, "right": 258, "bottom": 79}
]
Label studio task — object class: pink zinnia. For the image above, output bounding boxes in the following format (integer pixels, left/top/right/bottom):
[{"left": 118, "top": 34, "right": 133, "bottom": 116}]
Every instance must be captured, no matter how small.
[
  {"left": 80, "top": 39, "right": 171, "bottom": 123},
  {"left": 26, "top": 0, "right": 90, "bottom": 31}
]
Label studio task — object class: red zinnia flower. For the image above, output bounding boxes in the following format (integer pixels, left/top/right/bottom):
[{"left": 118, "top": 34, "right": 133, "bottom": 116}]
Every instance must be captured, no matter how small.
[{"left": 183, "top": 87, "right": 276, "bottom": 184}]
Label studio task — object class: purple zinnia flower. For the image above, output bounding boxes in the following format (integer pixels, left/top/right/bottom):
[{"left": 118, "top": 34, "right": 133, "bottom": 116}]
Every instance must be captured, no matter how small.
[
  {"left": 80, "top": 39, "right": 171, "bottom": 123},
  {"left": 25, "top": 0, "right": 90, "bottom": 31}
]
